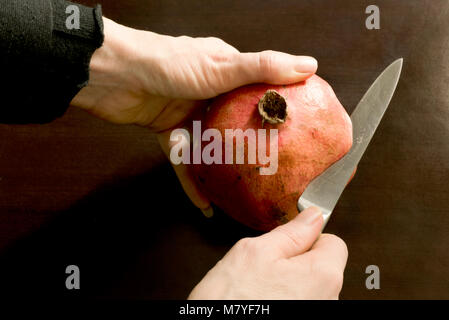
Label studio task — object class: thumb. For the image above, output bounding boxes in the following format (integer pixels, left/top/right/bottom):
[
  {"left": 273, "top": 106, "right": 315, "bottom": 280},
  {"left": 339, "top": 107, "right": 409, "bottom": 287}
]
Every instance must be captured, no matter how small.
[
  {"left": 257, "top": 206, "right": 324, "bottom": 259},
  {"left": 238, "top": 50, "right": 318, "bottom": 85}
]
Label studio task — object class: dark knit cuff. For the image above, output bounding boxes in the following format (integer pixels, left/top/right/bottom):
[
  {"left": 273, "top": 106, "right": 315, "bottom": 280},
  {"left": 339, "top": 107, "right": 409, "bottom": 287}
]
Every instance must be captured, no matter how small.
[
  {"left": 49, "top": 1, "right": 105, "bottom": 116},
  {"left": 0, "top": 0, "right": 104, "bottom": 124}
]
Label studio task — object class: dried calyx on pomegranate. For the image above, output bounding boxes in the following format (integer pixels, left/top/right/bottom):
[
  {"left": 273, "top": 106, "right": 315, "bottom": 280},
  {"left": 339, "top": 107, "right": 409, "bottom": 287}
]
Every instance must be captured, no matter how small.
[{"left": 258, "top": 90, "right": 287, "bottom": 126}]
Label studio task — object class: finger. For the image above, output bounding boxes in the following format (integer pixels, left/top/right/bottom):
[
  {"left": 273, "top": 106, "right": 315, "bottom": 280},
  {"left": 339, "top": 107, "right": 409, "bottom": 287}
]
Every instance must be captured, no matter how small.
[
  {"left": 156, "top": 130, "right": 211, "bottom": 213},
  {"left": 256, "top": 206, "right": 324, "bottom": 259},
  {"left": 295, "top": 233, "right": 348, "bottom": 272},
  {"left": 237, "top": 50, "right": 318, "bottom": 85},
  {"left": 171, "top": 160, "right": 213, "bottom": 216}
]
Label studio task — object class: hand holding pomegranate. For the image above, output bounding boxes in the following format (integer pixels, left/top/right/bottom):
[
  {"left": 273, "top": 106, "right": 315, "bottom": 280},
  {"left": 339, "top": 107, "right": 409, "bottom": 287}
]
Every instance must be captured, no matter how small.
[{"left": 71, "top": 17, "right": 318, "bottom": 214}]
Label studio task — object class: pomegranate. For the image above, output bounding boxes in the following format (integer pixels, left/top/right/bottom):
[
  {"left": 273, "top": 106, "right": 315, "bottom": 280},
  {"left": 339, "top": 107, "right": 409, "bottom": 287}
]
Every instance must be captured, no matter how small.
[{"left": 191, "top": 75, "right": 353, "bottom": 231}]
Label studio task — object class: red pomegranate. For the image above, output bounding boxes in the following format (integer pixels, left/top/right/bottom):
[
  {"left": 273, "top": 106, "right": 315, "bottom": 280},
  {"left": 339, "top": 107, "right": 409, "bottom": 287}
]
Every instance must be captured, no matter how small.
[{"left": 191, "top": 75, "right": 353, "bottom": 231}]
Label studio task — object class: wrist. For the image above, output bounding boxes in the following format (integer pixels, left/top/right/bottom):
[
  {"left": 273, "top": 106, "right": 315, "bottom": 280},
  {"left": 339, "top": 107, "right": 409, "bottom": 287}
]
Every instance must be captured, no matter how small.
[{"left": 71, "top": 17, "right": 143, "bottom": 108}]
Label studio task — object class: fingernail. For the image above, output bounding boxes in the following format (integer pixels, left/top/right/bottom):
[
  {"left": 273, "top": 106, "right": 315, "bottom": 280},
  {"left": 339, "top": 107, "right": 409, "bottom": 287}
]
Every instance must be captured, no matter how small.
[
  {"left": 295, "top": 56, "right": 317, "bottom": 73},
  {"left": 201, "top": 206, "right": 214, "bottom": 218},
  {"left": 299, "top": 206, "right": 322, "bottom": 225}
]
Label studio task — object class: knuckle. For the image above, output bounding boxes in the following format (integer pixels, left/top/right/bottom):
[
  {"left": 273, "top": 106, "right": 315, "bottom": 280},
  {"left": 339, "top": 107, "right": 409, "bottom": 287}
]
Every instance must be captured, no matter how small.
[
  {"left": 200, "top": 36, "right": 227, "bottom": 49},
  {"left": 177, "top": 35, "right": 194, "bottom": 43},
  {"left": 208, "top": 51, "right": 236, "bottom": 65},
  {"left": 208, "top": 36, "right": 226, "bottom": 45},
  {"left": 234, "top": 237, "right": 263, "bottom": 256},
  {"left": 274, "top": 227, "right": 307, "bottom": 252},
  {"left": 258, "top": 50, "right": 276, "bottom": 76}
]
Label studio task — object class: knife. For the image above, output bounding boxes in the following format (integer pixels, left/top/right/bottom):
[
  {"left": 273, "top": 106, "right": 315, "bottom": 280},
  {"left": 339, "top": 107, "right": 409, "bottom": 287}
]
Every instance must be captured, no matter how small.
[{"left": 297, "top": 58, "right": 403, "bottom": 229}]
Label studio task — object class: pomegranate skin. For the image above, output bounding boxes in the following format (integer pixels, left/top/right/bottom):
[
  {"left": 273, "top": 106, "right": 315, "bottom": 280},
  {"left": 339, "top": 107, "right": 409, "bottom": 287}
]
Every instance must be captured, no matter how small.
[{"left": 192, "top": 75, "right": 353, "bottom": 231}]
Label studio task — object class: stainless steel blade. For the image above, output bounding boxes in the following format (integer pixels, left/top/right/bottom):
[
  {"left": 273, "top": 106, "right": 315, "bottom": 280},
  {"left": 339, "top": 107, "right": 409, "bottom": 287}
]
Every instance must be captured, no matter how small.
[{"left": 297, "top": 58, "right": 403, "bottom": 227}]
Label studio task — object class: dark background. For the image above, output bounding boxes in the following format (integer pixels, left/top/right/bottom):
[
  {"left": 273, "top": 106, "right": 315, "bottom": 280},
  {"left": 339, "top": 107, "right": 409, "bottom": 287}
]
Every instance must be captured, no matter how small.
[{"left": 0, "top": 0, "right": 448, "bottom": 299}]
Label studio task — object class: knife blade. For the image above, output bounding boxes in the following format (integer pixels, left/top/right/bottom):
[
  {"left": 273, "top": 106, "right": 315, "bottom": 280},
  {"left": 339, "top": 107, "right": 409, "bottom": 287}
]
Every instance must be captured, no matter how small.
[{"left": 297, "top": 58, "right": 403, "bottom": 228}]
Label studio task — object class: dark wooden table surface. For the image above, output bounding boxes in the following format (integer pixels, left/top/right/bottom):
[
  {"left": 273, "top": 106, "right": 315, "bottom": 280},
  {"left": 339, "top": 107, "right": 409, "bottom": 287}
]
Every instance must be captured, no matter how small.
[{"left": 0, "top": 0, "right": 448, "bottom": 299}]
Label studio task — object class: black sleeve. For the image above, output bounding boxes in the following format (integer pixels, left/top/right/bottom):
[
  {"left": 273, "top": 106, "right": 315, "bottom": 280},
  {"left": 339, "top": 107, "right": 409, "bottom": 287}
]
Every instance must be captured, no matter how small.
[{"left": 0, "top": 0, "right": 104, "bottom": 124}]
